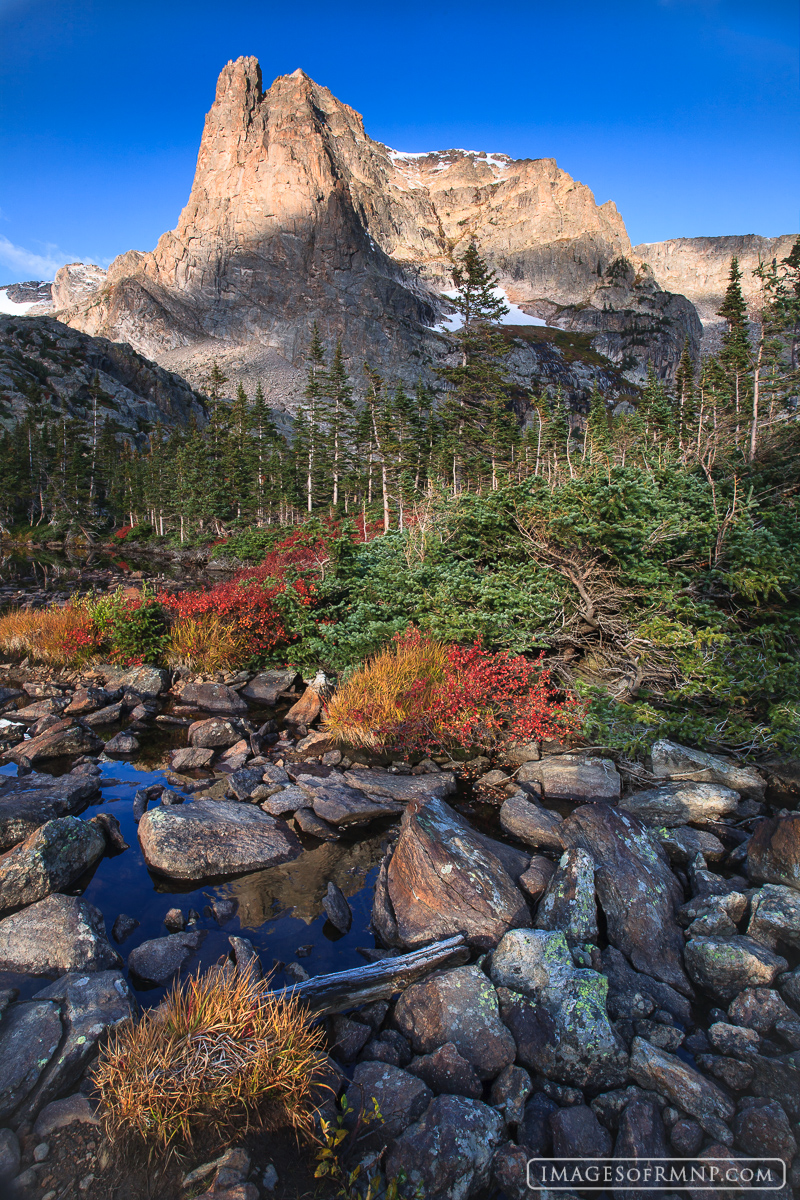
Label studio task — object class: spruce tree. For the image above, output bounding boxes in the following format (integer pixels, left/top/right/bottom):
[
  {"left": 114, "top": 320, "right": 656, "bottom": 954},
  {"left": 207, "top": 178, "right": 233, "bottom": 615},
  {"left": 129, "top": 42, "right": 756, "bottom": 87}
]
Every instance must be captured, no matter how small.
[
  {"left": 323, "top": 341, "right": 355, "bottom": 508},
  {"left": 717, "top": 257, "right": 752, "bottom": 441}
]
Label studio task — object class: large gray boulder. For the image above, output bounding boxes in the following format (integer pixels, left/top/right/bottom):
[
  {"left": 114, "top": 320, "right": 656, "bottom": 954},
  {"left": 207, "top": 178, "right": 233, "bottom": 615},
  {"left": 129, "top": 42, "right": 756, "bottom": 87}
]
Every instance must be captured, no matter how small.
[
  {"left": 0, "top": 893, "right": 120, "bottom": 976},
  {"left": 0, "top": 1001, "right": 62, "bottom": 1122},
  {"left": 648, "top": 740, "right": 765, "bottom": 798},
  {"left": 138, "top": 799, "right": 303, "bottom": 881},
  {"left": 0, "top": 816, "right": 106, "bottom": 915},
  {"left": 618, "top": 781, "right": 739, "bottom": 827},
  {"left": 371, "top": 795, "right": 531, "bottom": 951},
  {"left": 491, "top": 929, "right": 627, "bottom": 1089},
  {"left": 560, "top": 803, "right": 691, "bottom": 995},
  {"left": 385, "top": 1094, "right": 506, "bottom": 1200},
  {"left": 394, "top": 965, "right": 516, "bottom": 1080},
  {"left": 516, "top": 754, "right": 620, "bottom": 802},
  {"left": 0, "top": 769, "right": 100, "bottom": 851}
]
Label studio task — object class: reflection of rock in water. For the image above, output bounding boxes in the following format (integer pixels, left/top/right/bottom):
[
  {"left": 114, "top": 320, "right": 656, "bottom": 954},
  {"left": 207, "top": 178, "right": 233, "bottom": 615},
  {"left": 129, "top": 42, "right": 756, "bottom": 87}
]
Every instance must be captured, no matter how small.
[{"left": 221, "top": 833, "right": 386, "bottom": 927}]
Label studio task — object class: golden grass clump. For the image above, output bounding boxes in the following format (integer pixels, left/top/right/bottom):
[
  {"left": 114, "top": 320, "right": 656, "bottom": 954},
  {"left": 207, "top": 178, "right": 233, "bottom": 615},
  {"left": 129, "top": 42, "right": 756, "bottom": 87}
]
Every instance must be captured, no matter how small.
[
  {"left": 165, "top": 614, "right": 247, "bottom": 674},
  {"left": 0, "top": 603, "right": 97, "bottom": 666},
  {"left": 92, "top": 962, "right": 327, "bottom": 1152},
  {"left": 323, "top": 630, "right": 449, "bottom": 749}
]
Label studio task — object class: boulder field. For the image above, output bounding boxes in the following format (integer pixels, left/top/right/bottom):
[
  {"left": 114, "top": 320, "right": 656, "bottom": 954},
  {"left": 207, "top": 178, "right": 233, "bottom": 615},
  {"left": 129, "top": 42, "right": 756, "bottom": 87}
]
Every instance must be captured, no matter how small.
[{"left": 0, "top": 664, "right": 798, "bottom": 1197}]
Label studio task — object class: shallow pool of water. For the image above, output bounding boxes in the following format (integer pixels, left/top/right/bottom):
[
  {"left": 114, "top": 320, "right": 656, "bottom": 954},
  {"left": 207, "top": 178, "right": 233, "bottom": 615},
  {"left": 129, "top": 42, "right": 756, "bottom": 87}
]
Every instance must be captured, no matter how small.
[{"left": 0, "top": 756, "right": 388, "bottom": 1007}]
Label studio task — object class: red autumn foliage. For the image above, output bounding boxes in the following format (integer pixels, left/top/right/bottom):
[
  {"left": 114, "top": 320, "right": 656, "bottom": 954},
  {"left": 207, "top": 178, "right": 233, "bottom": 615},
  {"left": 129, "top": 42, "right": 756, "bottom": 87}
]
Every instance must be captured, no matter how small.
[
  {"left": 324, "top": 628, "right": 585, "bottom": 754},
  {"left": 114, "top": 526, "right": 134, "bottom": 541}
]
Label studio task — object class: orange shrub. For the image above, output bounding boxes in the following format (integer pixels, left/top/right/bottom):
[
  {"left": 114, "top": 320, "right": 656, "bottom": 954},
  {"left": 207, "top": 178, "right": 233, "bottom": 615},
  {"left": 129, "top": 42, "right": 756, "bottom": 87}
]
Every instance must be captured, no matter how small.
[
  {"left": 0, "top": 604, "right": 99, "bottom": 666},
  {"left": 323, "top": 628, "right": 585, "bottom": 754},
  {"left": 165, "top": 613, "right": 248, "bottom": 674}
]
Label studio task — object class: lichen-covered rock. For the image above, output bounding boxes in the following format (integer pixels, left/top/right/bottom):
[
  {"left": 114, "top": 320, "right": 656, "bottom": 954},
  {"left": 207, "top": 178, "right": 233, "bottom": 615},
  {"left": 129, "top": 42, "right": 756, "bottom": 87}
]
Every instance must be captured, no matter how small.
[
  {"left": 385, "top": 1094, "right": 506, "bottom": 1200},
  {"left": 0, "top": 816, "right": 106, "bottom": 915},
  {"left": 393, "top": 965, "right": 515, "bottom": 1080},
  {"left": 601, "top": 946, "right": 693, "bottom": 1025},
  {"left": 733, "top": 1099, "right": 797, "bottom": 1161},
  {"left": 746, "top": 884, "right": 800, "bottom": 950},
  {"left": 138, "top": 799, "right": 303, "bottom": 881},
  {"left": 534, "top": 847, "right": 597, "bottom": 944},
  {"left": 103, "top": 664, "right": 170, "bottom": 698},
  {"left": 491, "top": 929, "right": 628, "bottom": 1089},
  {"left": 240, "top": 670, "right": 301, "bottom": 706},
  {"left": 684, "top": 935, "right": 788, "bottom": 1002},
  {"left": 343, "top": 769, "right": 456, "bottom": 802},
  {"left": 679, "top": 892, "right": 748, "bottom": 939},
  {"left": 560, "top": 803, "right": 690, "bottom": 994},
  {"left": 344, "top": 1061, "right": 432, "bottom": 1141},
  {"left": 0, "top": 1001, "right": 62, "bottom": 1122},
  {"left": 517, "top": 855, "right": 556, "bottom": 901},
  {"left": 628, "top": 1036, "right": 735, "bottom": 1143},
  {"left": 488, "top": 1064, "right": 531, "bottom": 1125},
  {"left": 174, "top": 680, "right": 248, "bottom": 715},
  {"left": 372, "top": 796, "right": 530, "bottom": 950},
  {"left": 0, "top": 893, "right": 120, "bottom": 976},
  {"left": 619, "top": 782, "right": 739, "bottom": 827},
  {"left": 648, "top": 740, "right": 765, "bottom": 797}
]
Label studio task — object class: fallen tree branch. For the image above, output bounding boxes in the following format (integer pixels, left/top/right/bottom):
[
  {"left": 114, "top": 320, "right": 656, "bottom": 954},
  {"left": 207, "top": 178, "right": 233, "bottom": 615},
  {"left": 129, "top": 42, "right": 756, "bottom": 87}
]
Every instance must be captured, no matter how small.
[{"left": 272, "top": 934, "right": 470, "bottom": 1015}]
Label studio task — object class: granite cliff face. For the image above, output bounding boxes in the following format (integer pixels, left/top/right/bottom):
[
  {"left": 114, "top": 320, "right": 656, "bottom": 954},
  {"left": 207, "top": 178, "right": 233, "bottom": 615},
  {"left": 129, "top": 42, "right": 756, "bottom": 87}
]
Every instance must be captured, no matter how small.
[
  {"left": 52, "top": 57, "right": 702, "bottom": 404},
  {"left": 634, "top": 234, "right": 797, "bottom": 351}
]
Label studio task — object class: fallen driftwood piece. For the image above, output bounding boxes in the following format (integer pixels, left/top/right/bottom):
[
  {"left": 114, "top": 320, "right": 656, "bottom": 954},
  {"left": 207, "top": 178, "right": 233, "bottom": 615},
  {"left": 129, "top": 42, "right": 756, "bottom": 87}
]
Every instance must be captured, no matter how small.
[{"left": 273, "top": 935, "right": 470, "bottom": 1015}]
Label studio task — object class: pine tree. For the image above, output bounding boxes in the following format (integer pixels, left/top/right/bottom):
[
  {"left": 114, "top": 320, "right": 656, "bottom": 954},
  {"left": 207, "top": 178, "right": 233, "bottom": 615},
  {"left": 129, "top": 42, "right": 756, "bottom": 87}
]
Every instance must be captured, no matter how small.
[
  {"left": 586, "top": 385, "right": 611, "bottom": 457},
  {"left": 323, "top": 341, "right": 355, "bottom": 509},
  {"left": 717, "top": 257, "right": 752, "bottom": 442},
  {"left": 436, "top": 241, "right": 512, "bottom": 491}
]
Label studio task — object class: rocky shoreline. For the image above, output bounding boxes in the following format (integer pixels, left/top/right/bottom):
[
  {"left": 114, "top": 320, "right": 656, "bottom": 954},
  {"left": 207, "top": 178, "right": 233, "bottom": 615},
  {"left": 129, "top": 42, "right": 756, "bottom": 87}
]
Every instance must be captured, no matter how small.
[{"left": 0, "top": 658, "right": 798, "bottom": 1198}]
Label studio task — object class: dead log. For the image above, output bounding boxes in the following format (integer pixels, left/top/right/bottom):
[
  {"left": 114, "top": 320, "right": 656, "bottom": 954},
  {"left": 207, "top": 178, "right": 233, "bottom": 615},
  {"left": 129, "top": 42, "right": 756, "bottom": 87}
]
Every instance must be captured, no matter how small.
[{"left": 273, "top": 934, "right": 470, "bottom": 1015}]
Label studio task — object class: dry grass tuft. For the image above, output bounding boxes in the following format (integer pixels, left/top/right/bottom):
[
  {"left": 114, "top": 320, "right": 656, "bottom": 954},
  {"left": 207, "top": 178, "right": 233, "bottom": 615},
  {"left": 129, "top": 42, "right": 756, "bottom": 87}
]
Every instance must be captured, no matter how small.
[
  {"left": 0, "top": 604, "right": 97, "bottom": 666},
  {"left": 92, "top": 962, "right": 327, "bottom": 1154},
  {"left": 165, "top": 614, "right": 248, "bottom": 674},
  {"left": 323, "top": 631, "right": 449, "bottom": 749}
]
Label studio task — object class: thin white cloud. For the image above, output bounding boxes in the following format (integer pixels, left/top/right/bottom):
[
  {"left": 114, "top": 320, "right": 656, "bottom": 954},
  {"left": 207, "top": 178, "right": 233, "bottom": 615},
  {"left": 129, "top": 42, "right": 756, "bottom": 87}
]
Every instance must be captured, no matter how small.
[{"left": 0, "top": 235, "right": 109, "bottom": 282}]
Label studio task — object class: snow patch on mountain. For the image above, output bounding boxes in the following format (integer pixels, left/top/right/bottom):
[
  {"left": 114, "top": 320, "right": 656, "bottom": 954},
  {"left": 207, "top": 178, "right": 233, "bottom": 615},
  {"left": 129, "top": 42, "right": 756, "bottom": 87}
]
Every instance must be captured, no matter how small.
[{"left": 435, "top": 288, "right": 547, "bottom": 332}]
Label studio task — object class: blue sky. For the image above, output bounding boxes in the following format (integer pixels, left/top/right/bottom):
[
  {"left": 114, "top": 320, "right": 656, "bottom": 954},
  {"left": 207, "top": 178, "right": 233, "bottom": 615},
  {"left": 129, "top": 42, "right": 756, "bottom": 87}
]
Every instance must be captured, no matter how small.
[{"left": 0, "top": 0, "right": 797, "bottom": 284}]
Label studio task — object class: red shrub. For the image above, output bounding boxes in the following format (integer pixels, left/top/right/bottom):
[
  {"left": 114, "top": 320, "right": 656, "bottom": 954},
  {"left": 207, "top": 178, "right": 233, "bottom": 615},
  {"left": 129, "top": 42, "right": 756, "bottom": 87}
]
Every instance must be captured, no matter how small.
[{"left": 325, "top": 629, "right": 585, "bottom": 754}]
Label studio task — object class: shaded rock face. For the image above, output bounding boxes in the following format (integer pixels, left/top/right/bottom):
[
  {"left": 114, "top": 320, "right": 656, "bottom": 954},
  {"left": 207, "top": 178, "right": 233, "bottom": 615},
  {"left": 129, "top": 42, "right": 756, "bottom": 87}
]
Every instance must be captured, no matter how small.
[
  {"left": 560, "top": 803, "right": 690, "bottom": 994},
  {"left": 628, "top": 1036, "right": 735, "bottom": 1144},
  {"left": 0, "top": 769, "right": 99, "bottom": 851},
  {"left": 127, "top": 930, "right": 206, "bottom": 986},
  {"left": 747, "top": 813, "right": 800, "bottom": 891},
  {"left": 385, "top": 1094, "right": 506, "bottom": 1200},
  {"left": 0, "top": 315, "right": 207, "bottom": 440},
  {"left": 138, "top": 798, "right": 303, "bottom": 881},
  {"left": 53, "top": 59, "right": 701, "bottom": 400},
  {"left": 372, "top": 795, "right": 531, "bottom": 950}
]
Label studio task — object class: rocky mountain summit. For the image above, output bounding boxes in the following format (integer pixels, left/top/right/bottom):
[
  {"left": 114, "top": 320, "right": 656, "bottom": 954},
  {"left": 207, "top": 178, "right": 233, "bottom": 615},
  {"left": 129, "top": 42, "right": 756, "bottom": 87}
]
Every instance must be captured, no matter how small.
[{"left": 51, "top": 58, "right": 703, "bottom": 404}]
